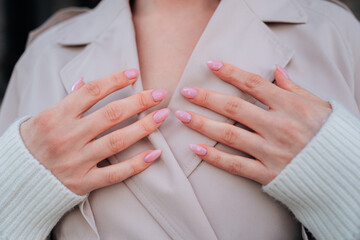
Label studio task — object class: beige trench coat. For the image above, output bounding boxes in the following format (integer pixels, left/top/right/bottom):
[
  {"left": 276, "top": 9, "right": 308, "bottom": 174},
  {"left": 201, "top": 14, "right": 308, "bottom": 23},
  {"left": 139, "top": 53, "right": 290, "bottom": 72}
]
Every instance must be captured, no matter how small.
[{"left": 1, "top": 0, "right": 360, "bottom": 239}]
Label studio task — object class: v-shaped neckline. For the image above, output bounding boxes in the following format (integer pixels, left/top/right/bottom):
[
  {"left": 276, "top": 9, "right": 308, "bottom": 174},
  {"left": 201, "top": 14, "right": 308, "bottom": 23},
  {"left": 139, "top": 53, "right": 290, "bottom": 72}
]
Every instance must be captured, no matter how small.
[
  {"left": 129, "top": 0, "right": 224, "bottom": 110},
  {"left": 59, "top": 1, "right": 296, "bottom": 238}
]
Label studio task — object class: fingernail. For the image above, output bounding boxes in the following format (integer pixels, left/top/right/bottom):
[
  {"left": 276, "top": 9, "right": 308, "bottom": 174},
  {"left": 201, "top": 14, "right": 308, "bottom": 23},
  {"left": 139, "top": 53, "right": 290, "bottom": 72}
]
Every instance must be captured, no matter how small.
[
  {"left": 144, "top": 150, "right": 162, "bottom": 163},
  {"left": 175, "top": 110, "right": 192, "bottom": 123},
  {"left": 189, "top": 144, "right": 207, "bottom": 156},
  {"left": 276, "top": 64, "right": 290, "bottom": 79},
  {"left": 153, "top": 108, "right": 170, "bottom": 123},
  {"left": 181, "top": 88, "right": 198, "bottom": 99},
  {"left": 207, "top": 60, "right": 223, "bottom": 71},
  {"left": 152, "top": 89, "right": 168, "bottom": 102},
  {"left": 124, "top": 68, "right": 139, "bottom": 79},
  {"left": 71, "top": 77, "right": 84, "bottom": 92}
]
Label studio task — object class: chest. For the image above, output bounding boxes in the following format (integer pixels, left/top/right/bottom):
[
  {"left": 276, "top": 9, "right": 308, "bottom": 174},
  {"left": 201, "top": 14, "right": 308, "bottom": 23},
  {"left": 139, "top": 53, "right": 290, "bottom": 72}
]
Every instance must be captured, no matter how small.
[{"left": 133, "top": 9, "right": 215, "bottom": 109}]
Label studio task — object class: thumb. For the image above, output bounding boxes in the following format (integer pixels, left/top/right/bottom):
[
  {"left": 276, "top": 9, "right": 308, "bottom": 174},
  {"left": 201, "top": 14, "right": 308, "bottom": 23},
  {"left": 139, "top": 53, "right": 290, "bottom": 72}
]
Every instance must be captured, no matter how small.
[{"left": 275, "top": 65, "right": 330, "bottom": 108}]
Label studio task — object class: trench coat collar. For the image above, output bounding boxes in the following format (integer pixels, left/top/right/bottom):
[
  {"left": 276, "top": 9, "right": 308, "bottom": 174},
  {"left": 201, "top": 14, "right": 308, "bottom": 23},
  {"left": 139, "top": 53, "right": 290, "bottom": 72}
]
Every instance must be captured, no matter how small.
[
  {"left": 57, "top": 0, "right": 307, "bottom": 46},
  {"left": 59, "top": 0, "right": 298, "bottom": 239}
]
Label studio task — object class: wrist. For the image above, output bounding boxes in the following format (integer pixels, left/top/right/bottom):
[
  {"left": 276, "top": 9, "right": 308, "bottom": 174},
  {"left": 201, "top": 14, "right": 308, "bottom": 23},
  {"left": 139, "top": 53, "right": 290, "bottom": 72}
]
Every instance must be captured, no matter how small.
[{"left": 0, "top": 116, "right": 86, "bottom": 239}]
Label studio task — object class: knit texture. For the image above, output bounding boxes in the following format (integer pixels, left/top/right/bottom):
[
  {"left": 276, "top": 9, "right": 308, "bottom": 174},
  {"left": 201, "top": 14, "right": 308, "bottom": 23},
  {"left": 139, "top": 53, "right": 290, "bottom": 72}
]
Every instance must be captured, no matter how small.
[
  {"left": 0, "top": 117, "right": 86, "bottom": 240},
  {"left": 264, "top": 101, "right": 360, "bottom": 240}
]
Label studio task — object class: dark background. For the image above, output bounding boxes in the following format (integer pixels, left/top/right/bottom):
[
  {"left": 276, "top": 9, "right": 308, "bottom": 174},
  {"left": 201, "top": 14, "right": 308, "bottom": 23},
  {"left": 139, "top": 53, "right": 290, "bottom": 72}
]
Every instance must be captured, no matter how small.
[{"left": 0, "top": 0, "right": 359, "bottom": 102}]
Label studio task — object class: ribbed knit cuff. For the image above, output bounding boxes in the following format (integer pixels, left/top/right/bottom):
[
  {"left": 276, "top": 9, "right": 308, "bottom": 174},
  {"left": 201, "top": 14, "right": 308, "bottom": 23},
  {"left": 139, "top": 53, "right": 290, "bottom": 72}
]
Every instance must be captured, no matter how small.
[
  {"left": 263, "top": 101, "right": 360, "bottom": 240},
  {"left": 0, "top": 117, "right": 86, "bottom": 240}
]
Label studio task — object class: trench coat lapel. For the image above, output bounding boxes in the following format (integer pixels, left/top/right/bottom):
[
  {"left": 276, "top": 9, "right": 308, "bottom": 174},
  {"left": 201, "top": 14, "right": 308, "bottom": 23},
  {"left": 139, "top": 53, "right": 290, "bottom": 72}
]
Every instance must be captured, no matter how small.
[
  {"left": 162, "top": 0, "right": 301, "bottom": 176},
  {"left": 58, "top": 0, "right": 306, "bottom": 239},
  {"left": 59, "top": 1, "right": 218, "bottom": 239}
]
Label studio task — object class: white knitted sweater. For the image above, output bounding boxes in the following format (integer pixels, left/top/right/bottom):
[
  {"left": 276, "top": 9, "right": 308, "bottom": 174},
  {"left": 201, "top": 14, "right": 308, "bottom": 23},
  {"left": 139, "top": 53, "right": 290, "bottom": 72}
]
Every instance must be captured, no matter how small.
[
  {"left": 0, "top": 117, "right": 86, "bottom": 240},
  {"left": 0, "top": 101, "right": 359, "bottom": 240}
]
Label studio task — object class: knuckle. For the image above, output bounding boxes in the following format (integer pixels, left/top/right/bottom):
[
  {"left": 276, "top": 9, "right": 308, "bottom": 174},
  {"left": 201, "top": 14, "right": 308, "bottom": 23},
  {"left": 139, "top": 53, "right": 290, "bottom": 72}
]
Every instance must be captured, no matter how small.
[
  {"left": 104, "top": 103, "right": 122, "bottom": 122},
  {"left": 136, "top": 92, "right": 151, "bottom": 110},
  {"left": 139, "top": 120, "right": 154, "bottom": 134},
  {"left": 129, "top": 161, "right": 144, "bottom": 176},
  {"left": 193, "top": 117, "right": 205, "bottom": 132},
  {"left": 108, "top": 134, "right": 126, "bottom": 153},
  {"left": 106, "top": 169, "right": 122, "bottom": 185},
  {"left": 84, "top": 81, "right": 101, "bottom": 97},
  {"left": 199, "top": 91, "right": 210, "bottom": 105},
  {"left": 225, "top": 66, "right": 244, "bottom": 84},
  {"left": 228, "top": 159, "right": 242, "bottom": 175},
  {"left": 224, "top": 98, "right": 242, "bottom": 115},
  {"left": 220, "top": 127, "right": 237, "bottom": 146},
  {"left": 244, "top": 74, "right": 263, "bottom": 90},
  {"left": 212, "top": 151, "right": 223, "bottom": 165},
  {"left": 109, "top": 72, "right": 124, "bottom": 86},
  {"left": 225, "top": 66, "right": 237, "bottom": 79}
]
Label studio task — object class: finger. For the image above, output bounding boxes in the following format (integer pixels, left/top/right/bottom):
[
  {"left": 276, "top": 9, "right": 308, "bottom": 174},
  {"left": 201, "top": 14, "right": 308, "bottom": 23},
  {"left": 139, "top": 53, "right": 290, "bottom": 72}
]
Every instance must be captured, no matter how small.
[
  {"left": 71, "top": 77, "right": 85, "bottom": 92},
  {"left": 81, "top": 89, "right": 167, "bottom": 139},
  {"left": 84, "top": 108, "right": 170, "bottom": 162},
  {"left": 64, "top": 69, "right": 140, "bottom": 117},
  {"left": 206, "top": 60, "right": 285, "bottom": 107},
  {"left": 87, "top": 150, "right": 162, "bottom": 191},
  {"left": 175, "top": 111, "right": 266, "bottom": 159},
  {"left": 188, "top": 144, "right": 267, "bottom": 184},
  {"left": 180, "top": 87, "right": 271, "bottom": 133},
  {"left": 275, "top": 65, "right": 331, "bottom": 108}
]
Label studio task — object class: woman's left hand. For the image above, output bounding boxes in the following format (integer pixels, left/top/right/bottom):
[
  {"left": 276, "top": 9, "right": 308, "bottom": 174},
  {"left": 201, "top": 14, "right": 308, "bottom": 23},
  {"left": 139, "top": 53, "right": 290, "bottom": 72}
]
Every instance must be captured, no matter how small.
[{"left": 175, "top": 61, "right": 332, "bottom": 185}]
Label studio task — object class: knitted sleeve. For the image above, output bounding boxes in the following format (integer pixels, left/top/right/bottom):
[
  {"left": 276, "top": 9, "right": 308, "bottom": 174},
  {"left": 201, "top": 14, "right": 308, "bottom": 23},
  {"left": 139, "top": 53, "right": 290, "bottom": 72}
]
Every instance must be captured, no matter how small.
[
  {"left": 263, "top": 101, "right": 360, "bottom": 240},
  {"left": 0, "top": 117, "right": 86, "bottom": 240}
]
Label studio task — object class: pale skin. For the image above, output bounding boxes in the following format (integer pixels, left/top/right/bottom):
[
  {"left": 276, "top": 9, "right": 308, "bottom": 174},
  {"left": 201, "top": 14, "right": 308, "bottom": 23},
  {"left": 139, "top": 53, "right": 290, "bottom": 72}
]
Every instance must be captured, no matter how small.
[
  {"left": 20, "top": 70, "right": 170, "bottom": 196},
  {"left": 176, "top": 61, "right": 332, "bottom": 185},
  {"left": 19, "top": 0, "right": 332, "bottom": 195},
  {"left": 132, "top": 0, "right": 219, "bottom": 109}
]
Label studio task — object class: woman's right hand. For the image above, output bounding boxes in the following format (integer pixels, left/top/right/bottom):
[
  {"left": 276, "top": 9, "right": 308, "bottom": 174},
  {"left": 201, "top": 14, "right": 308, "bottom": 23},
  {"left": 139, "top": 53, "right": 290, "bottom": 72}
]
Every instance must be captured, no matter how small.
[{"left": 20, "top": 69, "right": 169, "bottom": 196}]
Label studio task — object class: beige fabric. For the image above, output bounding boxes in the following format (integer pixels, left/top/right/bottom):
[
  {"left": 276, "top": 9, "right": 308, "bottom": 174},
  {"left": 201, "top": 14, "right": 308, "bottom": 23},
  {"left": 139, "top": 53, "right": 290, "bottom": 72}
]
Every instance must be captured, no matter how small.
[
  {"left": 1, "top": 0, "right": 359, "bottom": 239},
  {"left": 26, "top": 7, "right": 89, "bottom": 47}
]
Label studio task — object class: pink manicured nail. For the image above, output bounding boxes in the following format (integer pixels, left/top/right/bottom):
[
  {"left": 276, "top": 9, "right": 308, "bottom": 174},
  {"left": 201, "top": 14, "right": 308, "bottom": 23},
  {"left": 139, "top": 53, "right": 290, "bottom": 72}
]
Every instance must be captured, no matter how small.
[
  {"left": 181, "top": 88, "right": 198, "bottom": 99},
  {"left": 153, "top": 108, "right": 170, "bottom": 123},
  {"left": 189, "top": 144, "right": 207, "bottom": 156},
  {"left": 207, "top": 60, "right": 223, "bottom": 71},
  {"left": 124, "top": 68, "right": 139, "bottom": 79},
  {"left": 71, "top": 77, "right": 84, "bottom": 92},
  {"left": 144, "top": 150, "right": 162, "bottom": 163},
  {"left": 175, "top": 110, "right": 192, "bottom": 123},
  {"left": 276, "top": 64, "right": 290, "bottom": 79},
  {"left": 152, "top": 89, "right": 168, "bottom": 102}
]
